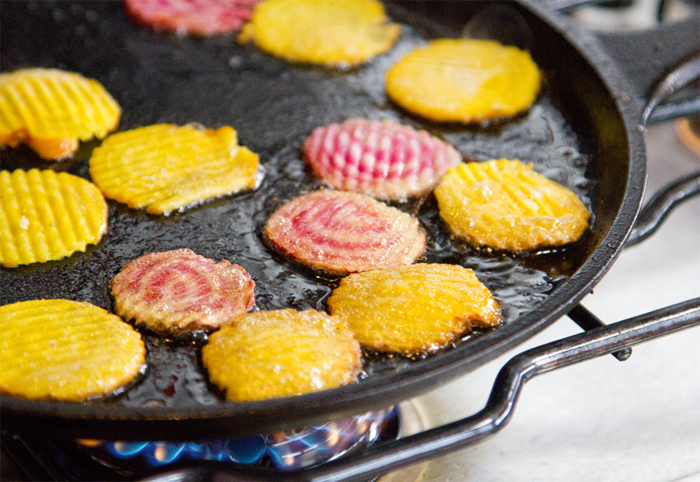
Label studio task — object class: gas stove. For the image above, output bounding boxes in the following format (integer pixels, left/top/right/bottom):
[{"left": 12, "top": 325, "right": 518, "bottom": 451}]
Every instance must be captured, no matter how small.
[{"left": 2, "top": 1, "right": 699, "bottom": 481}]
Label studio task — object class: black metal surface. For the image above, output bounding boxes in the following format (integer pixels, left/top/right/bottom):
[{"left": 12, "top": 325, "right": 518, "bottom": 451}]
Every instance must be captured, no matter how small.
[{"left": 0, "top": 0, "right": 691, "bottom": 440}]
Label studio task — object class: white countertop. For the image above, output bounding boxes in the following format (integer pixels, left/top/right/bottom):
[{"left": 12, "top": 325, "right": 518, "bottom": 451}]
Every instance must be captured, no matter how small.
[{"left": 410, "top": 122, "right": 700, "bottom": 482}]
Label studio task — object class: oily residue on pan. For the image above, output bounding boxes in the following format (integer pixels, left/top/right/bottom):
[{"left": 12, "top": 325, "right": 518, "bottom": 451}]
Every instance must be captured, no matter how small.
[{"left": 0, "top": 1, "right": 594, "bottom": 408}]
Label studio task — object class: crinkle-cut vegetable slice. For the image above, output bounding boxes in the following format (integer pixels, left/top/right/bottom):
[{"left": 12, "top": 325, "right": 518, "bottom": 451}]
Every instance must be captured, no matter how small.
[
  {"left": 328, "top": 264, "right": 501, "bottom": 356},
  {"left": 265, "top": 190, "right": 425, "bottom": 274},
  {"left": 303, "top": 118, "right": 462, "bottom": 200},
  {"left": 124, "top": 0, "right": 261, "bottom": 36},
  {"left": 0, "top": 68, "right": 121, "bottom": 160},
  {"left": 89, "top": 124, "right": 259, "bottom": 215},
  {"left": 434, "top": 159, "right": 591, "bottom": 252},
  {"left": 202, "top": 309, "right": 362, "bottom": 402},
  {"left": 239, "top": 0, "right": 400, "bottom": 67},
  {"left": 111, "top": 249, "right": 256, "bottom": 335},
  {"left": 0, "top": 169, "right": 108, "bottom": 268},
  {"left": 386, "top": 39, "right": 541, "bottom": 124},
  {"left": 0, "top": 299, "right": 146, "bottom": 401}
]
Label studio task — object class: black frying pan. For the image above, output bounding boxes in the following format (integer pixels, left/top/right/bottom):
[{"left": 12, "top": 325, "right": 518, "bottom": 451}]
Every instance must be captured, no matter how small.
[{"left": 0, "top": 0, "right": 697, "bottom": 442}]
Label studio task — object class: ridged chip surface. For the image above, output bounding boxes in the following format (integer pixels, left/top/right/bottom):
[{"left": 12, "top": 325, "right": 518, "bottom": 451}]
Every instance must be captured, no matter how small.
[
  {"left": 202, "top": 309, "right": 362, "bottom": 402},
  {"left": 303, "top": 119, "right": 462, "bottom": 199},
  {"left": 111, "top": 249, "right": 255, "bottom": 336},
  {"left": 328, "top": 264, "right": 501, "bottom": 356},
  {"left": 0, "top": 169, "right": 108, "bottom": 268},
  {"left": 0, "top": 68, "right": 121, "bottom": 159},
  {"left": 125, "top": 0, "right": 260, "bottom": 36},
  {"left": 435, "top": 159, "right": 591, "bottom": 252},
  {"left": 386, "top": 39, "right": 541, "bottom": 124},
  {"left": 265, "top": 190, "right": 425, "bottom": 274},
  {"left": 239, "top": 0, "right": 400, "bottom": 67},
  {"left": 0, "top": 299, "right": 146, "bottom": 401},
  {"left": 89, "top": 124, "right": 259, "bottom": 215}
]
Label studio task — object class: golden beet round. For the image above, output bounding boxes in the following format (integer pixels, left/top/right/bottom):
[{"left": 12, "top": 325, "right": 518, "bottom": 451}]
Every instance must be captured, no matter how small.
[
  {"left": 202, "top": 309, "right": 362, "bottom": 402},
  {"left": 386, "top": 39, "right": 541, "bottom": 123},
  {"left": 89, "top": 124, "right": 259, "bottom": 215},
  {"left": 239, "top": 0, "right": 400, "bottom": 67},
  {"left": 0, "top": 169, "right": 108, "bottom": 268},
  {"left": 0, "top": 300, "right": 145, "bottom": 401},
  {"left": 328, "top": 264, "right": 501, "bottom": 356},
  {"left": 435, "top": 159, "right": 591, "bottom": 252},
  {"left": 0, "top": 68, "right": 120, "bottom": 160}
]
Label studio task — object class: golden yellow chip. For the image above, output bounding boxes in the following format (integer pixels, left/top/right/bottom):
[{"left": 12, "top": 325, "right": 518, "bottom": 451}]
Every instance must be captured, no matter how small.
[
  {"left": 0, "top": 68, "right": 121, "bottom": 160},
  {"left": 0, "top": 300, "right": 146, "bottom": 401},
  {"left": 239, "top": 0, "right": 400, "bottom": 67},
  {"left": 386, "top": 39, "right": 541, "bottom": 123},
  {"left": 0, "top": 169, "right": 108, "bottom": 268},
  {"left": 328, "top": 264, "right": 501, "bottom": 356},
  {"left": 435, "top": 159, "right": 591, "bottom": 252},
  {"left": 89, "top": 124, "right": 259, "bottom": 215},
  {"left": 202, "top": 309, "right": 362, "bottom": 402}
]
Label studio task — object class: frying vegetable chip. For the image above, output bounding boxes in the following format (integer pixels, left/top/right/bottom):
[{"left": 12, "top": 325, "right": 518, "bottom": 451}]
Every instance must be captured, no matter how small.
[
  {"left": 0, "top": 299, "right": 145, "bottom": 401},
  {"left": 328, "top": 264, "right": 501, "bottom": 356},
  {"left": 265, "top": 190, "right": 426, "bottom": 274},
  {"left": 111, "top": 249, "right": 255, "bottom": 336},
  {"left": 0, "top": 68, "right": 121, "bottom": 160},
  {"left": 239, "top": 0, "right": 400, "bottom": 67},
  {"left": 303, "top": 118, "right": 462, "bottom": 200},
  {"left": 386, "top": 39, "right": 541, "bottom": 123},
  {"left": 89, "top": 124, "right": 259, "bottom": 215},
  {"left": 203, "top": 309, "right": 362, "bottom": 402},
  {"left": 435, "top": 159, "right": 591, "bottom": 252},
  {"left": 125, "top": 0, "right": 260, "bottom": 36},
  {"left": 0, "top": 169, "right": 108, "bottom": 268}
]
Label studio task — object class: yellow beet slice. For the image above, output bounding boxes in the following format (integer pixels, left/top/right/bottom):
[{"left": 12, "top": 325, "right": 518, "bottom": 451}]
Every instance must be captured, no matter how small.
[
  {"left": 0, "top": 68, "right": 121, "bottom": 160},
  {"left": 0, "top": 169, "right": 108, "bottom": 268},
  {"left": 435, "top": 159, "right": 591, "bottom": 252},
  {"left": 386, "top": 39, "right": 541, "bottom": 123},
  {"left": 89, "top": 124, "right": 259, "bottom": 215},
  {"left": 202, "top": 309, "right": 362, "bottom": 402},
  {"left": 328, "top": 264, "right": 500, "bottom": 356},
  {"left": 239, "top": 0, "right": 400, "bottom": 67},
  {"left": 0, "top": 300, "right": 146, "bottom": 401}
]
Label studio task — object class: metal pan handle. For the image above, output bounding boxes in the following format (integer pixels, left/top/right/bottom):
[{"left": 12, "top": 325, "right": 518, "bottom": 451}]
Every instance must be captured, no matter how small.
[
  {"left": 542, "top": 0, "right": 700, "bottom": 124},
  {"left": 141, "top": 298, "right": 700, "bottom": 482}
]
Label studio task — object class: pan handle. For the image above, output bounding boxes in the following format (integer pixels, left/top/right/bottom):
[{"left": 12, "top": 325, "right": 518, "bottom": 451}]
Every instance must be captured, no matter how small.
[
  {"left": 543, "top": 1, "right": 700, "bottom": 124},
  {"left": 140, "top": 298, "right": 700, "bottom": 482}
]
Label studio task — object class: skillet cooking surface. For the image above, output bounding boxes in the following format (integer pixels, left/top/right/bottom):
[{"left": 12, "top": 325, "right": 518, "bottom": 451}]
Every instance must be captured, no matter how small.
[{"left": 0, "top": 0, "right": 635, "bottom": 440}]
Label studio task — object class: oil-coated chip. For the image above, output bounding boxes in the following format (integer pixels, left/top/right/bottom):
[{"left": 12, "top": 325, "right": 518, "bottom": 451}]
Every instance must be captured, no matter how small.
[
  {"left": 265, "top": 190, "right": 426, "bottom": 275},
  {"left": 125, "top": 0, "right": 260, "bottom": 36},
  {"left": 434, "top": 159, "right": 591, "bottom": 252},
  {"left": 111, "top": 249, "right": 255, "bottom": 336},
  {"left": 0, "top": 68, "right": 121, "bottom": 160},
  {"left": 386, "top": 39, "right": 541, "bottom": 124},
  {"left": 303, "top": 118, "right": 462, "bottom": 200},
  {"left": 328, "top": 264, "right": 501, "bottom": 356},
  {"left": 0, "top": 299, "right": 146, "bottom": 401},
  {"left": 202, "top": 309, "right": 362, "bottom": 402},
  {"left": 238, "top": 0, "right": 400, "bottom": 67},
  {"left": 89, "top": 124, "right": 259, "bottom": 215},
  {"left": 0, "top": 169, "right": 108, "bottom": 268}
]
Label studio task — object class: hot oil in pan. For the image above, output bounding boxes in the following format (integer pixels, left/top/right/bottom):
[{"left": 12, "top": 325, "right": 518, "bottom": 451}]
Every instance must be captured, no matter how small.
[{"left": 0, "top": 1, "right": 593, "bottom": 407}]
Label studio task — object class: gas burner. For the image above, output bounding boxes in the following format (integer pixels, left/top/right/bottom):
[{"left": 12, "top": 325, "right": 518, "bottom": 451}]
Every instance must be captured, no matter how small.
[{"left": 2, "top": 407, "right": 400, "bottom": 481}]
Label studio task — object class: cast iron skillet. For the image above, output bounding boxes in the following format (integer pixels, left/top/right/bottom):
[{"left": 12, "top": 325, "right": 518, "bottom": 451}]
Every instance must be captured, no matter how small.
[{"left": 0, "top": 0, "right": 698, "bottom": 441}]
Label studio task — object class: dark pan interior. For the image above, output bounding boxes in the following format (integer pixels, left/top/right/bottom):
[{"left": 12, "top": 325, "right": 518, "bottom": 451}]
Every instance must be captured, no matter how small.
[{"left": 0, "top": 0, "right": 637, "bottom": 440}]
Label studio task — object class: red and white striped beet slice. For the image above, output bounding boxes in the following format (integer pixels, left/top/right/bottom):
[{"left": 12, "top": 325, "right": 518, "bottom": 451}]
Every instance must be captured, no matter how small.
[
  {"left": 111, "top": 249, "right": 255, "bottom": 335},
  {"left": 303, "top": 119, "right": 462, "bottom": 200},
  {"left": 124, "top": 0, "right": 260, "bottom": 36},
  {"left": 265, "top": 190, "right": 426, "bottom": 275}
]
